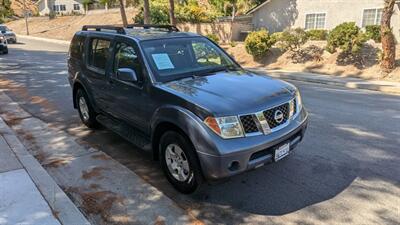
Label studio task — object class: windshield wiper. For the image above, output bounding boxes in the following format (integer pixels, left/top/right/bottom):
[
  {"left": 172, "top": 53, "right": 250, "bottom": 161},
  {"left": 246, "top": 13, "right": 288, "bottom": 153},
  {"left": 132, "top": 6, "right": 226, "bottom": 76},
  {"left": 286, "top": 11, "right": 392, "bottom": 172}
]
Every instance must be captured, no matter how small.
[{"left": 195, "top": 66, "right": 241, "bottom": 77}]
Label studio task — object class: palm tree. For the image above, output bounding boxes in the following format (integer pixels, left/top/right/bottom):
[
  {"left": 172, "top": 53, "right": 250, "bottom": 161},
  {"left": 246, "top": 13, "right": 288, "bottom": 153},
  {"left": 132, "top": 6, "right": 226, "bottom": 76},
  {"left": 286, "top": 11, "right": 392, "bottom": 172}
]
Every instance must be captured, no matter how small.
[
  {"left": 119, "top": 0, "right": 128, "bottom": 27},
  {"left": 143, "top": 0, "right": 150, "bottom": 24},
  {"left": 169, "top": 0, "right": 176, "bottom": 25},
  {"left": 381, "top": 0, "right": 396, "bottom": 73}
]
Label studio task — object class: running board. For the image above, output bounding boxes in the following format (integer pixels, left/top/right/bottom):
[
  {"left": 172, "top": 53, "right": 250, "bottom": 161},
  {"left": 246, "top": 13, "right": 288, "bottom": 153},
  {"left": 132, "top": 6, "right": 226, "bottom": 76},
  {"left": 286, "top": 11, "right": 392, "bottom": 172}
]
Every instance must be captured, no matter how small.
[{"left": 96, "top": 114, "right": 152, "bottom": 151}]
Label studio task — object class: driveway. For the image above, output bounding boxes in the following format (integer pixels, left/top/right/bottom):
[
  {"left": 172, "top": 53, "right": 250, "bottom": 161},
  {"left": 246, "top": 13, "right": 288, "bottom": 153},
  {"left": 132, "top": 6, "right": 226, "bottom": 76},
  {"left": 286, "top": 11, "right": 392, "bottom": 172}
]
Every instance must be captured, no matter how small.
[{"left": 0, "top": 37, "right": 399, "bottom": 225}]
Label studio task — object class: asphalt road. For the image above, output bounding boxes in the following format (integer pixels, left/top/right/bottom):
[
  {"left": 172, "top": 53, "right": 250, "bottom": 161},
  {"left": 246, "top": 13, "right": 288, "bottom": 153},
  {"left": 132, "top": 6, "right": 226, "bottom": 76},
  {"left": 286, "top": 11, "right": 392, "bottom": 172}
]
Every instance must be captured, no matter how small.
[{"left": 1, "top": 37, "right": 399, "bottom": 225}]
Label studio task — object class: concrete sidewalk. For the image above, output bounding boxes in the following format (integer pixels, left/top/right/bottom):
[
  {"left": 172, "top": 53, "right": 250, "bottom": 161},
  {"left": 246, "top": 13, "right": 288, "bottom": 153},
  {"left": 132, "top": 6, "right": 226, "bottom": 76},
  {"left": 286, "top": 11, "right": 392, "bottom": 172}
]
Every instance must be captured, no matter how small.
[
  {"left": 250, "top": 68, "right": 400, "bottom": 95},
  {"left": 0, "top": 90, "right": 201, "bottom": 225},
  {"left": 0, "top": 117, "right": 90, "bottom": 225}
]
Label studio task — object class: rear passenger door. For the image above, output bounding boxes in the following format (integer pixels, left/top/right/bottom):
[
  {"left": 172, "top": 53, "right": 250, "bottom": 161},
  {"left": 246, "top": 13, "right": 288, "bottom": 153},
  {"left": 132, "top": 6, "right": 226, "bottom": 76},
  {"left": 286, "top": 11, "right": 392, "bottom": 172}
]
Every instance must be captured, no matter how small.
[
  {"left": 107, "top": 38, "right": 148, "bottom": 131},
  {"left": 84, "top": 36, "right": 113, "bottom": 111}
]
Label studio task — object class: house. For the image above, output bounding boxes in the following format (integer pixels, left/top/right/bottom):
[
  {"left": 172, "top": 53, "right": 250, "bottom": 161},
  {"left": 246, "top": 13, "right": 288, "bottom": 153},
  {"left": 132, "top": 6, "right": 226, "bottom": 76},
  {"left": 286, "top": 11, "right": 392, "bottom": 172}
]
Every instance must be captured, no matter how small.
[
  {"left": 37, "top": 0, "right": 85, "bottom": 15},
  {"left": 247, "top": 0, "right": 400, "bottom": 41}
]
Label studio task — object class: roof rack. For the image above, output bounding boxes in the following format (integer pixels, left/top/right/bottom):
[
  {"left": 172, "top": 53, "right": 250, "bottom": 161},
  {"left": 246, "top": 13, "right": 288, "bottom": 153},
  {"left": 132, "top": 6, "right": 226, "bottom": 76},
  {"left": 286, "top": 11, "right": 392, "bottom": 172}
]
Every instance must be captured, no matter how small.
[
  {"left": 126, "top": 24, "right": 180, "bottom": 32},
  {"left": 82, "top": 25, "right": 126, "bottom": 34}
]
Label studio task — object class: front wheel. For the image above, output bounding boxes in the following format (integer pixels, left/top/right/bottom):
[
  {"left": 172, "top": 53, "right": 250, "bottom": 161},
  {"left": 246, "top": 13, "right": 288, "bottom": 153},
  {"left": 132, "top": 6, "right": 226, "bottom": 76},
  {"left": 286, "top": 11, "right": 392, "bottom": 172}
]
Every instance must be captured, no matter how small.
[
  {"left": 160, "top": 131, "right": 202, "bottom": 194},
  {"left": 76, "top": 89, "right": 98, "bottom": 129}
]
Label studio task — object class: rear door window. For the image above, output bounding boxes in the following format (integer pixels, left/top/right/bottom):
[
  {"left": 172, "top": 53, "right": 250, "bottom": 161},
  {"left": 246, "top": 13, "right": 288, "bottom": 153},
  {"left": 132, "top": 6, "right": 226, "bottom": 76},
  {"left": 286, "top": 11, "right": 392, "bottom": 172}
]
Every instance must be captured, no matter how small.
[{"left": 88, "top": 38, "right": 111, "bottom": 71}]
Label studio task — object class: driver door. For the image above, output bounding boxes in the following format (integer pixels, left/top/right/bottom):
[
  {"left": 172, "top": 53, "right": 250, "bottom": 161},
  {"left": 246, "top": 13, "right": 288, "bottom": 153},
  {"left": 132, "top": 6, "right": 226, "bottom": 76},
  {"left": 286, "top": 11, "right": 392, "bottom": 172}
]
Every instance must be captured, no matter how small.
[{"left": 107, "top": 39, "right": 148, "bottom": 131}]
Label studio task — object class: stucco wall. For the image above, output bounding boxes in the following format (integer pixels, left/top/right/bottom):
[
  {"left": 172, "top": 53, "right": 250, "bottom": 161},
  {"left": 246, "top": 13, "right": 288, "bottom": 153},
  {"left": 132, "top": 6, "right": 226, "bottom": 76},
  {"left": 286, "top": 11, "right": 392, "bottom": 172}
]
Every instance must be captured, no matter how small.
[
  {"left": 177, "top": 22, "right": 253, "bottom": 42},
  {"left": 251, "top": 0, "right": 400, "bottom": 40}
]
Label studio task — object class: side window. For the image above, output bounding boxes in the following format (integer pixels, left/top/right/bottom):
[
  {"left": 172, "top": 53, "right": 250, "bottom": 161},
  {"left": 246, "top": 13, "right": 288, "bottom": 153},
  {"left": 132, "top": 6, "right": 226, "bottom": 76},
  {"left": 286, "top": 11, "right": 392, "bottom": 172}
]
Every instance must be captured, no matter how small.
[
  {"left": 69, "top": 35, "right": 84, "bottom": 59},
  {"left": 192, "top": 42, "right": 222, "bottom": 66},
  {"left": 88, "top": 38, "right": 111, "bottom": 71},
  {"left": 114, "top": 42, "right": 143, "bottom": 81}
]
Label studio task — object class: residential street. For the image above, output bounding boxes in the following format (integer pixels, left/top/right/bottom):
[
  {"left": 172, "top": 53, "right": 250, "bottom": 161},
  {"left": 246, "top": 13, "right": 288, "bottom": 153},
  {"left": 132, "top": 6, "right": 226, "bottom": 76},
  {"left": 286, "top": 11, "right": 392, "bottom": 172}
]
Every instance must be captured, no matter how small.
[{"left": 1, "top": 37, "right": 399, "bottom": 224}]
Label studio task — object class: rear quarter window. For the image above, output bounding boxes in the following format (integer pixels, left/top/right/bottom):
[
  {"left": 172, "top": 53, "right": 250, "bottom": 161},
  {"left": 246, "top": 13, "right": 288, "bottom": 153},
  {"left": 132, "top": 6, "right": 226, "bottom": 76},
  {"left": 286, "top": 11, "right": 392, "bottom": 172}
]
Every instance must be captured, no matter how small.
[{"left": 69, "top": 35, "right": 84, "bottom": 59}]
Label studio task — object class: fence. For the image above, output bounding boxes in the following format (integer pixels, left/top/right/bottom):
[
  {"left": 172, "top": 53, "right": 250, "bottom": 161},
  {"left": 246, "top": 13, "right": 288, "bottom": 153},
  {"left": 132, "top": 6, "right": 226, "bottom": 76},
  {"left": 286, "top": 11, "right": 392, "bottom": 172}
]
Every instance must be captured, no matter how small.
[{"left": 177, "top": 21, "right": 253, "bottom": 43}]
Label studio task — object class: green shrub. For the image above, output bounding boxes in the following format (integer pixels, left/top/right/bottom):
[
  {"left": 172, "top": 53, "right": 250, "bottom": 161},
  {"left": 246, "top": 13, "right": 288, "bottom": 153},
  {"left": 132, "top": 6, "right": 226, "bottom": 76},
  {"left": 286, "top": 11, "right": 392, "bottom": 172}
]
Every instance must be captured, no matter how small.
[
  {"left": 277, "top": 28, "right": 309, "bottom": 52},
  {"left": 326, "top": 22, "right": 367, "bottom": 54},
  {"left": 245, "top": 29, "right": 274, "bottom": 58},
  {"left": 229, "top": 41, "right": 237, "bottom": 47},
  {"left": 206, "top": 34, "right": 220, "bottom": 43},
  {"left": 176, "top": 0, "right": 215, "bottom": 23},
  {"left": 134, "top": 1, "right": 170, "bottom": 24},
  {"left": 307, "top": 29, "right": 328, "bottom": 40},
  {"left": 365, "top": 25, "right": 381, "bottom": 43},
  {"left": 270, "top": 32, "right": 283, "bottom": 44},
  {"left": 0, "top": 18, "right": 4, "bottom": 24},
  {"left": 49, "top": 11, "right": 57, "bottom": 20}
]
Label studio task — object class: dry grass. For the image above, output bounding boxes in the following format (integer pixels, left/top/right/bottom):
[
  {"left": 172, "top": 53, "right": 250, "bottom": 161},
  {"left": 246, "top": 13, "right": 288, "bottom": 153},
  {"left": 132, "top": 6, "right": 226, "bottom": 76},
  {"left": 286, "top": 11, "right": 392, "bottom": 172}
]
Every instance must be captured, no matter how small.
[
  {"left": 223, "top": 41, "right": 400, "bottom": 82},
  {"left": 6, "top": 8, "right": 138, "bottom": 41}
]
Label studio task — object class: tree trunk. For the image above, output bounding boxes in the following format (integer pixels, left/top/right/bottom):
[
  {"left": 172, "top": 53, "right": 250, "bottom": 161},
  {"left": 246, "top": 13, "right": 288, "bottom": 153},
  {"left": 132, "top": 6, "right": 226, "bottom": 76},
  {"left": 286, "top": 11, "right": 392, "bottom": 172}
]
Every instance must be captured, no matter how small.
[
  {"left": 119, "top": 0, "right": 128, "bottom": 27},
  {"left": 229, "top": 4, "right": 236, "bottom": 41},
  {"left": 143, "top": 0, "right": 150, "bottom": 24},
  {"left": 381, "top": 0, "right": 396, "bottom": 73},
  {"left": 169, "top": 0, "right": 176, "bottom": 25}
]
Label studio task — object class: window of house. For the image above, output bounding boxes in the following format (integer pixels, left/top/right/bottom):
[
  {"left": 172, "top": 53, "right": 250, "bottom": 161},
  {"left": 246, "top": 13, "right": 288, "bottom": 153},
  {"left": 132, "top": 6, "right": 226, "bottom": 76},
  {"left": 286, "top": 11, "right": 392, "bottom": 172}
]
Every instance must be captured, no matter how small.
[
  {"left": 60, "top": 5, "right": 66, "bottom": 11},
  {"left": 88, "top": 39, "right": 111, "bottom": 71},
  {"left": 73, "top": 4, "right": 80, "bottom": 10},
  {"left": 362, "top": 8, "right": 383, "bottom": 27},
  {"left": 53, "top": 5, "right": 60, "bottom": 12},
  {"left": 113, "top": 42, "right": 143, "bottom": 81},
  {"left": 305, "top": 13, "right": 326, "bottom": 30}
]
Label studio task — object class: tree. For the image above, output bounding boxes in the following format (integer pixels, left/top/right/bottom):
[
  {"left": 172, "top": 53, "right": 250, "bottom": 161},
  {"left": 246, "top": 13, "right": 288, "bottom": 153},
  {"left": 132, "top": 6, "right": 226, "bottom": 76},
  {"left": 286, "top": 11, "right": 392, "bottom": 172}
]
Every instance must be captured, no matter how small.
[
  {"left": 143, "top": 0, "right": 150, "bottom": 24},
  {"left": 119, "top": 0, "right": 128, "bottom": 27},
  {"left": 381, "top": 0, "right": 396, "bottom": 73},
  {"left": 82, "top": 0, "right": 92, "bottom": 13},
  {"left": 169, "top": 0, "right": 176, "bottom": 25}
]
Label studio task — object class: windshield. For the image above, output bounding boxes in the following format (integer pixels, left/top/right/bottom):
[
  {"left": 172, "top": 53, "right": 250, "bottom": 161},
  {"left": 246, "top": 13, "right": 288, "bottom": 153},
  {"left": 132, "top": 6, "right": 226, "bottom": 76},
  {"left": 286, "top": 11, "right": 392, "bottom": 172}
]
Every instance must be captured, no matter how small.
[
  {"left": 141, "top": 37, "right": 240, "bottom": 82},
  {"left": 0, "top": 26, "right": 8, "bottom": 32}
]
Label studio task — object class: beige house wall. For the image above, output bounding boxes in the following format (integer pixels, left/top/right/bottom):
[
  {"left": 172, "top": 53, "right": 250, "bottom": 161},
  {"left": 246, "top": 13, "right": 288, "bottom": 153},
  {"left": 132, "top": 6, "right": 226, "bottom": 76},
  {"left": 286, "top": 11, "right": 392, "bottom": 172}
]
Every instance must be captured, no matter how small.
[
  {"left": 38, "top": 0, "right": 84, "bottom": 15},
  {"left": 251, "top": 0, "right": 400, "bottom": 41}
]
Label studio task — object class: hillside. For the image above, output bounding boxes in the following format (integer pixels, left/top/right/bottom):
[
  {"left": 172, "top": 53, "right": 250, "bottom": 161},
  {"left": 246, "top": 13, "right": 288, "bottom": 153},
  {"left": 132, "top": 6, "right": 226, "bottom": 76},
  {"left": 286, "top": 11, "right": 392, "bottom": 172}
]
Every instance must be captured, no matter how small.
[
  {"left": 11, "top": 0, "right": 38, "bottom": 17},
  {"left": 6, "top": 8, "right": 138, "bottom": 40}
]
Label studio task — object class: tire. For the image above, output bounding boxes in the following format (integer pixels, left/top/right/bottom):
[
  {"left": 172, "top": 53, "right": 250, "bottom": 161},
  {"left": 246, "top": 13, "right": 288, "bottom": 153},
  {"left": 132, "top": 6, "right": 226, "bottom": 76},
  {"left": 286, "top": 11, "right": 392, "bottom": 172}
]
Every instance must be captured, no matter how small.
[
  {"left": 76, "top": 89, "right": 98, "bottom": 129},
  {"left": 160, "top": 131, "right": 202, "bottom": 194}
]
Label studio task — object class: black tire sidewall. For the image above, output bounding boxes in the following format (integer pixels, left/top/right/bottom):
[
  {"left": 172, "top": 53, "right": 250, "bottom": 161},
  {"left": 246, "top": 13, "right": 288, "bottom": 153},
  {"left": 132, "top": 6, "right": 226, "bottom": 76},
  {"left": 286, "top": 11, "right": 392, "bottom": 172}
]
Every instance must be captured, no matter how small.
[
  {"left": 76, "top": 89, "right": 98, "bottom": 128},
  {"left": 160, "top": 131, "right": 201, "bottom": 194}
]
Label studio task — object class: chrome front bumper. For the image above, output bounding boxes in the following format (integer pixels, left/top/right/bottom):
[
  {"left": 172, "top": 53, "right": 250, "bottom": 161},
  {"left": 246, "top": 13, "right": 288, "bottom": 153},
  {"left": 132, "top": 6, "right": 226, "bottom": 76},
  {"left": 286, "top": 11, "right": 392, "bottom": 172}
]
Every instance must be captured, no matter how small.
[{"left": 197, "top": 107, "right": 308, "bottom": 180}]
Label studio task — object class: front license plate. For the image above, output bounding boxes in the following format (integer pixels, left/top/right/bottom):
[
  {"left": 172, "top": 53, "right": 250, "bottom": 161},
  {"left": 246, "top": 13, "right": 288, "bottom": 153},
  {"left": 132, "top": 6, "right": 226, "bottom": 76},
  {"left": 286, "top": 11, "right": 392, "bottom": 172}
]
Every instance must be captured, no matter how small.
[{"left": 274, "top": 143, "right": 290, "bottom": 161}]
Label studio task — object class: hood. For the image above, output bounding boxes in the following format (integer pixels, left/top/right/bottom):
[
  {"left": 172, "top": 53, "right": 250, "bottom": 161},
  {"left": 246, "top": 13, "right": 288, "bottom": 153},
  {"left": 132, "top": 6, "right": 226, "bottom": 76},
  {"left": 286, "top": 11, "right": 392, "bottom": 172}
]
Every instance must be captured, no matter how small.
[{"left": 160, "top": 70, "right": 296, "bottom": 116}]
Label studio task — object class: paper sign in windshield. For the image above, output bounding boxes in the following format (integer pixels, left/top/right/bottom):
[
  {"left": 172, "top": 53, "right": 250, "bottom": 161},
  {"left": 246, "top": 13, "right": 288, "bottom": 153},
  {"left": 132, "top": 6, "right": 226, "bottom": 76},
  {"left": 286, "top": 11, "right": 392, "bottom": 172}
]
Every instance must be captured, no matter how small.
[{"left": 152, "top": 53, "right": 175, "bottom": 70}]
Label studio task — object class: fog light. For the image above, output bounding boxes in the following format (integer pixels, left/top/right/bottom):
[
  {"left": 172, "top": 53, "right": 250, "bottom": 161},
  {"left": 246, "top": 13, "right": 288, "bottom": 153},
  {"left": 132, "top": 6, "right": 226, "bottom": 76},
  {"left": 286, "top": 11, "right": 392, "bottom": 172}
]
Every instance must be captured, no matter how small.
[{"left": 228, "top": 161, "right": 240, "bottom": 171}]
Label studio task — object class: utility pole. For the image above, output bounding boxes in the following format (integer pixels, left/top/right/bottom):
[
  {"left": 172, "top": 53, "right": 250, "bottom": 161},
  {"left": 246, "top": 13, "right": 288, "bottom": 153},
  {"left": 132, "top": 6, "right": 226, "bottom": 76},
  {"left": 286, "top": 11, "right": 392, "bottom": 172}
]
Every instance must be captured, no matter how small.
[{"left": 23, "top": 0, "right": 29, "bottom": 35}]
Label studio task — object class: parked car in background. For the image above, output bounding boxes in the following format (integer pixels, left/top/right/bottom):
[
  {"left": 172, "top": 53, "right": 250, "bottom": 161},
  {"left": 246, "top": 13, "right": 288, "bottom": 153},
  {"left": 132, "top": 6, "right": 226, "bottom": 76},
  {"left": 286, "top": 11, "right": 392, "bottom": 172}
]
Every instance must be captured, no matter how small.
[
  {"left": 68, "top": 25, "right": 308, "bottom": 194},
  {"left": 0, "top": 25, "right": 17, "bottom": 44},
  {"left": 0, "top": 33, "right": 8, "bottom": 54}
]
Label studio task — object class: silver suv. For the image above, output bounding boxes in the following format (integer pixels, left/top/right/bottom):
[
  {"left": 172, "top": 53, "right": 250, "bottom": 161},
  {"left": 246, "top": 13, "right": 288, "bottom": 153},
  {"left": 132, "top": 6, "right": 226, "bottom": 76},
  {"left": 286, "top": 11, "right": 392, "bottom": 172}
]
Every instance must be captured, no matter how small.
[{"left": 0, "top": 25, "right": 16, "bottom": 44}]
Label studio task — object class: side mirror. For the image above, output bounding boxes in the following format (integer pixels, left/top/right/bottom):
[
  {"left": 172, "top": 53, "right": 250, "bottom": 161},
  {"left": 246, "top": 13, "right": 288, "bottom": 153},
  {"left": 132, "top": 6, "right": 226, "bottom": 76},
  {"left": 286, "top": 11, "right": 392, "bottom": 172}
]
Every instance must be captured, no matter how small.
[{"left": 116, "top": 68, "right": 138, "bottom": 83}]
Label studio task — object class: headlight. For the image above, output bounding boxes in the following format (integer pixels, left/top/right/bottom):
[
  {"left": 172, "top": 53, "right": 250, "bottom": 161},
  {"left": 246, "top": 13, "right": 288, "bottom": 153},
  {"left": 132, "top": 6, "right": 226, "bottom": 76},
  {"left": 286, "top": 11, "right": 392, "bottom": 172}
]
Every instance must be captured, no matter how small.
[
  {"left": 204, "top": 116, "right": 244, "bottom": 139},
  {"left": 289, "top": 90, "right": 302, "bottom": 119}
]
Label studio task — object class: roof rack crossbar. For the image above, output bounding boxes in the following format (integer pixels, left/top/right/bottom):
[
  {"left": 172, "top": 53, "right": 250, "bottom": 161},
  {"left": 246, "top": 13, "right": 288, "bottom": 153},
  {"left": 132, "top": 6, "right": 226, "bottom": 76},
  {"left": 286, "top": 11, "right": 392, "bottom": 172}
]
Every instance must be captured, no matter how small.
[
  {"left": 82, "top": 25, "right": 126, "bottom": 34},
  {"left": 126, "top": 24, "right": 180, "bottom": 32}
]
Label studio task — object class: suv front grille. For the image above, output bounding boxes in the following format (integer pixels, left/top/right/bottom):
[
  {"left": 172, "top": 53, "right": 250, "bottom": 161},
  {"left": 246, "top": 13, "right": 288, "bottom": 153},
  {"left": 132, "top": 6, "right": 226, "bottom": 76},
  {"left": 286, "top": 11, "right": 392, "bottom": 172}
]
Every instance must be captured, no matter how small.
[
  {"left": 263, "top": 103, "right": 289, "bottom": 129},
  {"left": 240, "top": 115, "right": 259, "bottom": 133},
  {"left": 239, "top": 100, "right": 295, "bottom": 135}
]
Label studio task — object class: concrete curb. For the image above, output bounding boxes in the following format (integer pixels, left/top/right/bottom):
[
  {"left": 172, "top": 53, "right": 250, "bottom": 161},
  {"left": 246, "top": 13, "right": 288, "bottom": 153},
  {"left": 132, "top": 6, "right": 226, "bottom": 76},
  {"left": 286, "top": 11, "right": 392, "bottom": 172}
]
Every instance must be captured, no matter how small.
[
  {"left": 249, "top": 68, "right": 400, "bottom": 95},
  {"left": 0, "top": 106, "right": 90, "bottom": 225},
  {"left": 17, "top": 35, "right": 70, "bottom": 45}
]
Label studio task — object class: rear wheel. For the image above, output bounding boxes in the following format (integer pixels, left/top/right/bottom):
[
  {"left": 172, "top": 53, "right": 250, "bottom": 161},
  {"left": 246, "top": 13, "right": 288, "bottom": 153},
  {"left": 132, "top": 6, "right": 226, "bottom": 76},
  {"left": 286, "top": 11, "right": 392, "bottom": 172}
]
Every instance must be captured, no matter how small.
[
  {"left": 160, "top": 131, "right": 202, "bottom": 194},
  {"left": 76, "top": 89, "right": 98, "bottom": 129}
]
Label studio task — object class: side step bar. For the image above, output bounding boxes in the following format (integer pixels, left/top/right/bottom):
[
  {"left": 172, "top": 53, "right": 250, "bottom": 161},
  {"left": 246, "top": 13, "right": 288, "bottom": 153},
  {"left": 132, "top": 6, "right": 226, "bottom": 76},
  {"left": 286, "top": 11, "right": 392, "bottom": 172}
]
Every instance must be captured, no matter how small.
[{"left": 96, "top": 114, "right": 152, "bottom": 151}]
